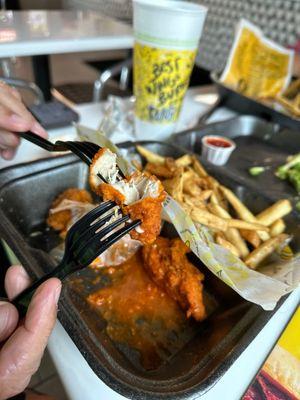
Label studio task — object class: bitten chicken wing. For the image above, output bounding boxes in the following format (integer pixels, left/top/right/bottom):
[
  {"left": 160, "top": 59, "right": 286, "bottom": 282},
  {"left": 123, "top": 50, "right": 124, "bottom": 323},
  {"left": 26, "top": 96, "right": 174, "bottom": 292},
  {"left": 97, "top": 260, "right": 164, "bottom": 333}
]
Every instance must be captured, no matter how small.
[
  {"left": 142, "top": 237, "right": 206, "bottom": 321},
  {"left": 90, "top": 148, "right": 166, "bottom": 244}
]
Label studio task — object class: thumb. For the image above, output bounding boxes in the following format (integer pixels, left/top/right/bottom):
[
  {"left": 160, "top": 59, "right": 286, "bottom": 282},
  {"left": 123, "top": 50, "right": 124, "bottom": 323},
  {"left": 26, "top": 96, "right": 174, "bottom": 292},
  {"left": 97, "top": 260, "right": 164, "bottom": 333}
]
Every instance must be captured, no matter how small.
[
  {"left": 0, "top": 301, "right": 18, "bottom": 342},
  {"left": 0, "top": 279, "right": 61, "bottom": 400}
]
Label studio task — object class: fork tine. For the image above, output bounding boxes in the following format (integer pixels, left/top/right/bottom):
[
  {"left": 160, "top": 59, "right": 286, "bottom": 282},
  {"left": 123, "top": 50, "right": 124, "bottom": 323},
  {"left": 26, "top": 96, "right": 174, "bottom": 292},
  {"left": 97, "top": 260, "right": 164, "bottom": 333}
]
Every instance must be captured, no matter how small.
[
  {"left": 101, "top": 220, "right": 140, "bottom": 248},
  {"left": 62, "top": 141, "right": 92, "bottom": 164},
  {"left": 73, "top": 142, "right": 95, "bottom": 161},
  {"left": 77, "top": 219, "right": 140, "bottom": 266},
  {"left": 70, "top": 209, "right": 121, "bottom": 249},
  {"left": 74, "top": 142, "right": 109, "bottom": 183},
  {"left": 66, "top": 201, "right": 115, "bottom": 243},
  {"left": 78, "top": 142, "right": 108, "bottom": 182},
  {"left": 82, "top": 141, "right": 100, "bottom": 154},
  {"left": 74, "top": 214, "right": 130, "bottom": 258}
]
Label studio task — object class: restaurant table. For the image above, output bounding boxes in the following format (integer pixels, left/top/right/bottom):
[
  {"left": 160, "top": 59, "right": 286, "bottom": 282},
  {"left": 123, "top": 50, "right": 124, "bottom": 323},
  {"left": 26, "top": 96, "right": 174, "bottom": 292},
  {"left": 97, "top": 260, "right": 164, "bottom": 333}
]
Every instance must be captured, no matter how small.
[
  {"left": 0, "top": 86, "right": 299, "bottom": 400},
  {"left": 0, "top": 10, "right": 133, "bottom": 99}
]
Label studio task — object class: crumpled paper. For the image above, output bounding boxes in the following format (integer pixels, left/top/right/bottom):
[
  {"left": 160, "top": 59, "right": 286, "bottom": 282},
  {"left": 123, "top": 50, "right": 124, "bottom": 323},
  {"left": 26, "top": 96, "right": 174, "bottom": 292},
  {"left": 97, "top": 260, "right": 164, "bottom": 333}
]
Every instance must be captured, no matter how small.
[
  {"left": 97, "top": 95, "right": 135, "bottom": 141},
  {"left": 75, "top": 126, "right": 300, "bottom": 310}
]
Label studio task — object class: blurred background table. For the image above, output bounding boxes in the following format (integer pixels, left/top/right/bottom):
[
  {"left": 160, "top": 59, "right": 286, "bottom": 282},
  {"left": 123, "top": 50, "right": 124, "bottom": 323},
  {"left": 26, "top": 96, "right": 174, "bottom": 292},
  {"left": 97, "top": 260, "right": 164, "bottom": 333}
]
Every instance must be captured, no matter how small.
[{"left": 0, "top": 10, "right": 133, "bottom": 100}]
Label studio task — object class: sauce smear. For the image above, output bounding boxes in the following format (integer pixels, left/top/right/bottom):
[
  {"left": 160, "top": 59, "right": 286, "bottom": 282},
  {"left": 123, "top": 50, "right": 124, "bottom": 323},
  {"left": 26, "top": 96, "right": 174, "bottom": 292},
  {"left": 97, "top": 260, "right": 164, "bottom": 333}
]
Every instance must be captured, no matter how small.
[{"left": 87, "top": 251, "right": 195, "bottom": 370}]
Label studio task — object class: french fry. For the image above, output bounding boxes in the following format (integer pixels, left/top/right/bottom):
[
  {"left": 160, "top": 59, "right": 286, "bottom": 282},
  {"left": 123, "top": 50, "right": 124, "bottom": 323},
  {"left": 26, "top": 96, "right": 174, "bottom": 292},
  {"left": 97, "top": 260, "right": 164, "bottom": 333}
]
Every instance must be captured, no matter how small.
[
  {"left": 205, "top": 176, "right": 220, "bottom": 190},
  {"left": 182, "top": 169, "right": 203, "bottom": 186},
  {"left": 165, "top": 157, "right": 178, "bottom": 170},
  {"left": 175, "top": 154, "right": 192, "bottom": 167},
  {"left": 145, "top": 162, "right": 175, "bottom": 179},
  {"left": 182, "top": 195, "right": 206, "bottom": 209},
  {"left": 270, "top": 219, "right": 286, "bottom": 237},
  {"left": 163, "top": 172, "right": 184, "bottom": 202},
  {"left": 183, "top": 178, "right": 203, "bottom": 197},
  {"left": 256, "top": 199, "right": 292, "bottom": 226},
  {"left": 136, "top": 145, "right": 165, "bottom": 164},
  {"left": 215, "top": 233, "right": 240, "bottom": 257},
  {"left": 199, "top": 190, "right": 213, "bottom": 201},
  {"left": 240, "top": 229, "right": 261, "bottom": 248},
  {"left": 190, "top": 208, "right": 228, "bottom": 231},
  {"left": 244, "top": 234, "right": 289, "bottom": 269},
  {"left": 191, "top": 155, "right": 208, "bottom": 177},
  {"left": 228, "top": 219, "right": 269, "bottom": 231},
  {"left": 209, "top": 185, "right": 228, "bottom": 210},
  {"left": 225, "top": 228, "right": 250, "bottom": 258},
  {"left": 220, "top": 185, "right": 255, "bottom": 220},
  {"left": 208, "top": 203, "right": 249, "bottom": 258},
  {"left": 220, "top": 186, "right": 270, "bottom": 241},
  {"left": 210, "top": 192, "right": 219, "bottom": 205},
  {"left": 208, "top": 203, "right": 269, "bottom": 231},
  {"left": 181, "top": 195, "right": 206, "bottom": 215},
  {"left": 212, "top": 189, "right": 229, "bottom": 210}
]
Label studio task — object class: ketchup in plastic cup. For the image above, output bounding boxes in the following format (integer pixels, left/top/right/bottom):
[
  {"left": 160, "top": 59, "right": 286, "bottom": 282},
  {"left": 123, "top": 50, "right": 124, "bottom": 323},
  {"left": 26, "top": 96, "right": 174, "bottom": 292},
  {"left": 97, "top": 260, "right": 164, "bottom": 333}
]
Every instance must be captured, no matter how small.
[{"left": 201, "top": 135, "right": 236, "bottom": 166}]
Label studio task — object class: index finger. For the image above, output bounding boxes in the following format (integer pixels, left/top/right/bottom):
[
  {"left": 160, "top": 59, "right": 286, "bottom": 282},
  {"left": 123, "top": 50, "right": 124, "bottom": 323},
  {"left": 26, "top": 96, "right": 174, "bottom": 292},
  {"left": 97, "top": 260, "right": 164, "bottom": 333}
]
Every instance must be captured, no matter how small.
[
  {"left": 0, "top": 83, "right": 34, "bottom": 124},
  {"left": 5, "top": 265, "right": 31, "bottom": 300}
]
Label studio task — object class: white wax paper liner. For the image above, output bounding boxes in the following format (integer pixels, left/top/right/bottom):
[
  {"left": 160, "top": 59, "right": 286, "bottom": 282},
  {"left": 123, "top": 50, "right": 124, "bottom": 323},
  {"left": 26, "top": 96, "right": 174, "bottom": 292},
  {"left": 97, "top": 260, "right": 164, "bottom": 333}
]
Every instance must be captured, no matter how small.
[
  {"left": 49, "top": 199, "right": 141, "bottom": 268},
  {"left": 163, "top": 196, "right": 300, "bottom": 310},
  {"left": 76, "top": 124, "right": 300, "bottom": 310}
]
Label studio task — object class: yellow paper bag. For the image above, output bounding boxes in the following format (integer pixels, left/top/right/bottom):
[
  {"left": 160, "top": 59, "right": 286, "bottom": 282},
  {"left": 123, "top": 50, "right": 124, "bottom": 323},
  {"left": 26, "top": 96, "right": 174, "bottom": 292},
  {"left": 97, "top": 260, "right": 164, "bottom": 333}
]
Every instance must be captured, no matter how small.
[{"left": 221, "top": 19, "right": 294, "bottom": 99}]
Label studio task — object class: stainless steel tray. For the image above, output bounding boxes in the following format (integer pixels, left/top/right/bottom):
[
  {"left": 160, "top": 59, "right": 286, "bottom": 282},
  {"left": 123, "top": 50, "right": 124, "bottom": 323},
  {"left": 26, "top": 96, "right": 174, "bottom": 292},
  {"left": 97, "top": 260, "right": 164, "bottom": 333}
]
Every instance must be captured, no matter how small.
[{"left": 0, "top": 141, "right": 294, "bottom": 399}]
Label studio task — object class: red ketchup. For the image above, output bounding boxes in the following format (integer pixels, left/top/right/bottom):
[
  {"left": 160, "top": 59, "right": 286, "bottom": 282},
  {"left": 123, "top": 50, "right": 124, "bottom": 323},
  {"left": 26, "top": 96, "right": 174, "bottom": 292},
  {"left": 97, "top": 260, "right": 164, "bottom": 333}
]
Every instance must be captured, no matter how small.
[{"left": 205, "top": 137, "right": 232, "bottom": 148}]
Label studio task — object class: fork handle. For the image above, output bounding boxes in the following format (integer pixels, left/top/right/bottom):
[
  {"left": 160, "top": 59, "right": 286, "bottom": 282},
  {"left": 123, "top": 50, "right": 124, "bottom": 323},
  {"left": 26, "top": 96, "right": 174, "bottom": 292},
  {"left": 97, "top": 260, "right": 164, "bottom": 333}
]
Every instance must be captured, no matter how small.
[
  {"left": 11, "top": 260, "right": 73, "bottom": 318},
  {"left": 19, "top": 131, "right": 65, "bottom": 152},
  {"left": 19, "top": 131, "right": 55, "bottom": 151}
]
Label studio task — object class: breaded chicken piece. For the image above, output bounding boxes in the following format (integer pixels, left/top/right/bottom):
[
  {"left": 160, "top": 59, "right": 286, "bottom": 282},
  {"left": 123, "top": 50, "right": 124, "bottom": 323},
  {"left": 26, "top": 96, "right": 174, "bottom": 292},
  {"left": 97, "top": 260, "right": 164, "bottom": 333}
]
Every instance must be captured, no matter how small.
[
  {"left": 126, "top": 198, "right": 163, "bottom": 245},
  {"left": 47, "top": 188, "right": 93, "bottom": 233},
  {"left": 142, "top": 237, "right": 206, "bottom": 321},
  {"left": 145, "top": 158, "right": 178, "bottom": 179},
  {"left": 99, "top": 174, "right": 165, "bottom": 244},
  {"left": 90, "top": 148, "right": 166, "bottom": 244}
]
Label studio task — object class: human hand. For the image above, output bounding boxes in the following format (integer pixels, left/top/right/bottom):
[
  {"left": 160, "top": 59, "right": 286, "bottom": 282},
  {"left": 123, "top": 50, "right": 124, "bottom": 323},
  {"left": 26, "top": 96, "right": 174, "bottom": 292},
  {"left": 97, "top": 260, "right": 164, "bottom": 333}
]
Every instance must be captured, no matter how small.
[
  {"left": 0, "top": 81, "right": 47, "bottom": 160},
  {"left": 0, "top": 265, "right": 61, "bottom": 399}
]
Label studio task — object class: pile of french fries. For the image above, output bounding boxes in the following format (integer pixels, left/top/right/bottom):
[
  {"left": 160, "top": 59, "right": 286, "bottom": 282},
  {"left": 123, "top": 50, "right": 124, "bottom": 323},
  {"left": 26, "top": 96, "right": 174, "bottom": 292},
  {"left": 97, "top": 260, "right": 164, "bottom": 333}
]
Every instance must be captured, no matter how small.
[{"left": 136, "top": 146, "right": 293, "bottom": 270}]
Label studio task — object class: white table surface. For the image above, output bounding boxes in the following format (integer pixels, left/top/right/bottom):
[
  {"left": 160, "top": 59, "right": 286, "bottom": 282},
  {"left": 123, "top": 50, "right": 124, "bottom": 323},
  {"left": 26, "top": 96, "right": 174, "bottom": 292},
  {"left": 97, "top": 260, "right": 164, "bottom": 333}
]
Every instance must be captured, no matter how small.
[
  {"left": 0, "top": 87, "right": 299, "bottom": 400},
  {"left": 0, "top": 10, "right": 133, "bottom": 57}
]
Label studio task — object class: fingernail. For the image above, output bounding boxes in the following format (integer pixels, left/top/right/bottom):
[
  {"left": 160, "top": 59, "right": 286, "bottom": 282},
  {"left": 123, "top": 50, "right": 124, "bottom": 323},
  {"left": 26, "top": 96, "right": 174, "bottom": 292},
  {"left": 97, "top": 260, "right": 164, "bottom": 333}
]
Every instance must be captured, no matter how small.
[
  {"left": 1, "top": 148, "right": 15, "bottom": 160},
  {"left": 31, "top": 121, "right": 48, "bottom": 138},
  {"left": 53, "top": 283, "right": 62, "bottom": 306}
]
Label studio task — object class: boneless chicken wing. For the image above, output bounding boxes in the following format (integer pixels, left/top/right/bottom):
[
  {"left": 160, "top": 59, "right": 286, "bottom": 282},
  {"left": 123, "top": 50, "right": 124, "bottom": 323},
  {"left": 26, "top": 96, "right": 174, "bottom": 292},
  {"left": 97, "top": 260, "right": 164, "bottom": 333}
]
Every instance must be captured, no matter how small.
[
  {"left": 90, "top": 148, "right": 166, "bottom": 244},
  {"left": 142, "top": 237, "right": 206, "bottom": 321}
]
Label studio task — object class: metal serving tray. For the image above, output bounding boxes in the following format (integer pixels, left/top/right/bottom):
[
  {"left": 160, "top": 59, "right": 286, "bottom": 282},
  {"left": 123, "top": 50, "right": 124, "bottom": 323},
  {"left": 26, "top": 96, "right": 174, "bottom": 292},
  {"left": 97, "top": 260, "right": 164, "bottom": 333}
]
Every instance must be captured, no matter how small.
[
  {"left": 174, "top": 115, "right": 300, "bottom": 208},
  {"left": 211, "top": 72, "right": 300, "bottom": 131},
  {"left": 0, "top": 141, "right": 295, "bottom": 399}
]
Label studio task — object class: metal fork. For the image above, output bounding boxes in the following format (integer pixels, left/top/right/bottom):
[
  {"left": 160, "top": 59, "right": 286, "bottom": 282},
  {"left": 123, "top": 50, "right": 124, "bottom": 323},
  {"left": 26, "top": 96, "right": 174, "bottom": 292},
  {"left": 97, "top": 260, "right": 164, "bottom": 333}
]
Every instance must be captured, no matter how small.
[
  {"left": 18, "top": 131, "right": 125, "bottom": 182},
  {"left": 11, "top": 201, "right": 140, "bottom": 317}
]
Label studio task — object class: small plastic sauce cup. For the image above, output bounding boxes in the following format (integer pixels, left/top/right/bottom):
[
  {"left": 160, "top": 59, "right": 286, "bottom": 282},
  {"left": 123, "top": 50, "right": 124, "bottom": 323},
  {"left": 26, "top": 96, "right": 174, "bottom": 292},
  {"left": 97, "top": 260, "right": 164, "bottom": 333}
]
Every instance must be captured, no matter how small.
[{"left": 201, "top": 135, "right": 236, "bottom": 166}]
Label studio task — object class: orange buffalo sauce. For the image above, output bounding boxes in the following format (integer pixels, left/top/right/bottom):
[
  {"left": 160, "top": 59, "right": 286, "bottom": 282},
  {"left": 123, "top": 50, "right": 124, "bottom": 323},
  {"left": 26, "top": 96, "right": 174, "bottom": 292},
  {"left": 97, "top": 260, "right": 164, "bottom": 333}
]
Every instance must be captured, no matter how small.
[{"left": 87, "top": 251, "right": 195, "bottom": 369}]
